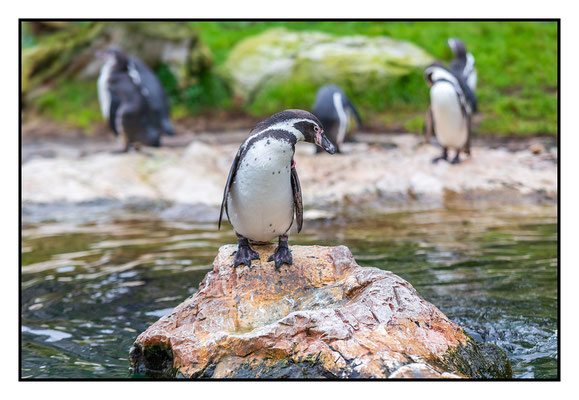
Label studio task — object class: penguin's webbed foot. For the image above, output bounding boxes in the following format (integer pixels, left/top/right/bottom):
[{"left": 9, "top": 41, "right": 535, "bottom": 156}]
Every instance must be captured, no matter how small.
[
  {"left": 234, "top": 235, "right": 260, "bottom": 268},
  {"left": 450, "top": 152, "right": 461, "bottom": 164},
  {"left": 268, "top": 246, "right": 293, "bottom": 269},
  {"left": 432, "top": 147, "right": 449, "bottom": 164},
  {"left": 268, "top": 235, "right": 292, "bottom": 269},
  {"left": 234, "top": 245, "right": 260, "bottom": 268}
]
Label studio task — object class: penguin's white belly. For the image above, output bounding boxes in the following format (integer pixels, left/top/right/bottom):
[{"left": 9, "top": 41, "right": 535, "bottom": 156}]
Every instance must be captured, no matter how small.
[
  {"left": 97, "top": 59, "right": 114, "bottom": 119},
  {"left": 431, "top": 83, "right": 467, "bottom": 149},
  {"left": 333, "top": 92, "right": 348, "bottom": 145},
  {"left": 227, "top": 139, "right": 294, "bottom": 242}
]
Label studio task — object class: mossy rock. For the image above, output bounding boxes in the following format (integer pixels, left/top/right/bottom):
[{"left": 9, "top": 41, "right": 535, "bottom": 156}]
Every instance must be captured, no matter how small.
[
  {"left": 221, "top": 28, "right": 434, "bottom": 105},
  {"left": 21, "top": 22, "right": 212, "bottom": 99},
  {"left": 434, "top": 338, "right": 513, "bottom": 379}
]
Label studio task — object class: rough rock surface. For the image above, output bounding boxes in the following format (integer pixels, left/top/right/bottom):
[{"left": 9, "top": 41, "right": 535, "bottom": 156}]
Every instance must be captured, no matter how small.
[
  {"left": 129, "top": 245, "right": 511, "bottom": 379},
  {"left": 21, "top": 134, "right": 558, "bottom": 206},
  {"left": 221, "top": 28, "right": 433, "bottom": 102}
]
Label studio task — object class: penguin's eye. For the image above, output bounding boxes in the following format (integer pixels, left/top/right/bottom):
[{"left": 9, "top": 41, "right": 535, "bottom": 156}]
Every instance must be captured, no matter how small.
[{"left": 314, "top": 125, "right": 321, "bottom": 133}]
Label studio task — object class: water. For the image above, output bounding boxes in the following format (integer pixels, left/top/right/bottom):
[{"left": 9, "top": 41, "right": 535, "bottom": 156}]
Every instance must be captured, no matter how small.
[{"left": 20, "top": 202, "right": 558, "bottom": 379}]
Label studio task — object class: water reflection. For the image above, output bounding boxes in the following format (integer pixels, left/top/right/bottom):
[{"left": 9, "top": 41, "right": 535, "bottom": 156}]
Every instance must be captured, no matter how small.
[{"left": 21, "top": 203, "right": 557, "bottom": 379}]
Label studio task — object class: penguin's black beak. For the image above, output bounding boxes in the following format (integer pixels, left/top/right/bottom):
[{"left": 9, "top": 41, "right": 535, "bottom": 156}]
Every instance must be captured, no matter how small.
[{"left": 315, "top": 132, "right": 336, "bottom": 154}]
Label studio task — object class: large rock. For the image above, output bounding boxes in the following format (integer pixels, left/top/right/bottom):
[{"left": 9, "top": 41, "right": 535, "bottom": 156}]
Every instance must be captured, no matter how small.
[
  {"left": 221, "top": 28, "right": 434, "bottom": 103},
  {"left": 129, "top": 245, "right": 511, "bottom": 379}
]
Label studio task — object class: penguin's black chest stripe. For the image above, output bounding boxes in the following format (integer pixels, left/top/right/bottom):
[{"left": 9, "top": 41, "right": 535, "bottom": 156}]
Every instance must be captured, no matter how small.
[{"left": 237, "top": 130, "right": 297, "bottom": 166}]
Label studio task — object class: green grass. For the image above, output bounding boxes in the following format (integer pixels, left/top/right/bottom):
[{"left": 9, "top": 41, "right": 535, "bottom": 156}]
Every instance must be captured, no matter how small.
[
  {"left": 32, "top": 80, "right": 102, "bottom": 131},
  {"left": 24, "top": 21, "right": 558, "bottom": 136},
  {"left": 191, "top": 21, "right": 558, "bottom": 136}
]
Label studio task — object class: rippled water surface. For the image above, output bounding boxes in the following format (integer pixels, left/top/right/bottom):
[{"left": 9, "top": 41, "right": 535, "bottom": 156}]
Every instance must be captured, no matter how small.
[{"left": 21, "top": 202, "right": 558, "bottom": 379}]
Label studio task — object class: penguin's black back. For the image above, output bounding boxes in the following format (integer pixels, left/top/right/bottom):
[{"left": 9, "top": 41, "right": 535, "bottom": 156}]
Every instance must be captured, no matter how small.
[
  {"left": 313, "top": 85, "right": 345, "bottom": 123},
  {"left": 448, "top": 38, "right": 468, "bottom": 77},
  {"left": 312, "top": 85, "right": 362, "bottom": 153},
  {"left": 108, "top": 69, "right": 162, "bottom": 147},
  {"left": 130, "top": 57, "right": 175, "bottom": 136},
  {"left": 444, "top": 40, "right": 478, "bottom": 114}
]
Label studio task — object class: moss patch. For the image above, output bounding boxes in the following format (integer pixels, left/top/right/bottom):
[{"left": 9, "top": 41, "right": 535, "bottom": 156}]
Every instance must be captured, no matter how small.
[{"left": 434, "top": 339, "right": 513, "bottom": 379}]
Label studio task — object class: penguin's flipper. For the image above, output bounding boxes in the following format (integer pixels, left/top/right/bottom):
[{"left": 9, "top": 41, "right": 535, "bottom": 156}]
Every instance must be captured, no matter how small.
[
  {"left": 345, "top": 97, "right": 363, "bottom": 128},
  {"left": 219, "top": 148, "right": 242, "bottom": 229},
  {"left": 425, "top": 107, "right": 434, "bottom": 143},
  {"left": 130, "top": 57, "right": 175, "bottom": 136},
  {"left": 457, "top": 101, "right": 472, "bottom": 156},
  {"left": 452, "top": 70, "right": 477, "bottom": 114},
  {"left": 464, "top": 113, "right": 472, "bottom": 156},
  {"left": 462, "top": 82, "right": 478, "bottom": 113},
  {"left": 290, "top": 161, "right": 303, "bottom": 233},
  {"left": 109, "top": 95, "right": 121, "bottom": 136}
]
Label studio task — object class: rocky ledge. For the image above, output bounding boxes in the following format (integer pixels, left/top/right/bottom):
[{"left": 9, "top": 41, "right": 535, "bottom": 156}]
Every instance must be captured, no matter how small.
[
  {"left": 21, "top": 135, "right": 557, "bottom": 206},
  {"left": 129, "top": 245, "right": 511, "bottom": 379}
]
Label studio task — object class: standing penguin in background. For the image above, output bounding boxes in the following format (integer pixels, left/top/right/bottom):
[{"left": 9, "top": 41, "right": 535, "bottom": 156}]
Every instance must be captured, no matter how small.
[
  {"left": 448, "top": 38, "right": 477, "bottom": 93},
  {"left": 424, "top": 63, "right": 473, "bottom": 164},
  {"left": 312, "top": 85, "right": 362, "bottom": 154},
  {"left": 425, "top": 39, "right": 478, "bottom": 160},
  {"left": 96, "top": 47, "right": 174, "bottom": 152},
  {"left": 219, "top": 110, "right": 336, "bottom": 269},
  {"left": 446, "top": 38, "right": 478, "bottom": 155}
]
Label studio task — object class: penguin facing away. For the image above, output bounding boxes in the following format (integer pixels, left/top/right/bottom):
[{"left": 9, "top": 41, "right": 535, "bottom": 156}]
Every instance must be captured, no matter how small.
[
  {"left": 130, "top": 57, "right": 175, "bottom": 137},
  {"left": 448, "top": 38, "right": 477, "bottom": 93},
  {"left": 219, "top": 109, "right": 336, "bottom": 269},
  {"left": 424, "top": 63, "right": 473, "bottom": 164},
  {"left": 312, "top": 85, "right": 362, "bottom": 154},
  {"left": 96, "top": 47, "right": 174, "bottom": 152}
]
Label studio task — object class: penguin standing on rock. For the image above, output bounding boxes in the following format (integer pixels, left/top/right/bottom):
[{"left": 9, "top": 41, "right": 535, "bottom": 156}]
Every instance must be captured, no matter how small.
[
  {"left": 424, "top": 63, "right": 473, "bottom": 164},
  {"left": 219, "top": 110, "right": 336, "bottom": 269},
  {"left": 312, "top": 85, "right": 362, "bottom": 154},
  {"left": 96, "top": 47, "right": 174, "bottom": 152}
]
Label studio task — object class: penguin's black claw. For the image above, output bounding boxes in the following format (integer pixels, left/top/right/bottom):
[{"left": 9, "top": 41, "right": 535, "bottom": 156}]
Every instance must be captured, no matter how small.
[
  {"left": 432, "top": 156, "right": 446, "bottom": 164},
  {"left": 234, "top": 245, "right": 260, "bottom": 268},
  {"left": 268, "top": 247, "right": 293, "bottom": 269},
  {"left": 450, "top": 157, "right": 461, "bottom": 165}
]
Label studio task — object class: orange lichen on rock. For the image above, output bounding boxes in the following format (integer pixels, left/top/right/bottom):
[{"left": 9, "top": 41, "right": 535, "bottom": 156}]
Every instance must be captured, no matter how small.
[{"left": 130, "top": 244, "right": 510, "bottom": 379}]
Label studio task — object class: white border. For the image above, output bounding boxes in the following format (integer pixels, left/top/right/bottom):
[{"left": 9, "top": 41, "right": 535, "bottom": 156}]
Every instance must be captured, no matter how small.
[{"left": 4, "top": 1, "right": 575, "bottom": 397}]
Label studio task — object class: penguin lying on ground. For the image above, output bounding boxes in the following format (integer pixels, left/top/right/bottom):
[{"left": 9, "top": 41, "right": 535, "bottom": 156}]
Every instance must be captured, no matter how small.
[
  {"left": 96, "top": 47, "right": 174, "bottom": 152},
  {"left": 312, "top": 85, "right": 362, "bottom": 154},
  {"left": 219, "top": 109, "right": 336, "bottom": 269},
  {"left": 424, "top": 63, "right": 474, "bottom": 164}
]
